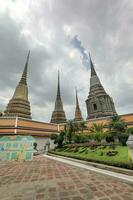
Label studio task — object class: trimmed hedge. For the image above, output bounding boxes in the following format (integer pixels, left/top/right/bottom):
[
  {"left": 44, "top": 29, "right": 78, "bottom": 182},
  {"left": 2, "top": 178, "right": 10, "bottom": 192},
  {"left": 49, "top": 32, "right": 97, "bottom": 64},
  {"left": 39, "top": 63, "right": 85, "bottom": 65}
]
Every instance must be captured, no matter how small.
[{"left": 49, "top": 150, "right": 133, "bottom": 170}]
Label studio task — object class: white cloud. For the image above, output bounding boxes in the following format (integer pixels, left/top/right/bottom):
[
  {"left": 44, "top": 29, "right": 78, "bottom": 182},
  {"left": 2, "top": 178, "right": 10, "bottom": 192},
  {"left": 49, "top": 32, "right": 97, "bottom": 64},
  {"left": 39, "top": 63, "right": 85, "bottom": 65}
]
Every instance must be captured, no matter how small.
[{"left": 0, "top": 0, "right": 133, "bottom": 122}]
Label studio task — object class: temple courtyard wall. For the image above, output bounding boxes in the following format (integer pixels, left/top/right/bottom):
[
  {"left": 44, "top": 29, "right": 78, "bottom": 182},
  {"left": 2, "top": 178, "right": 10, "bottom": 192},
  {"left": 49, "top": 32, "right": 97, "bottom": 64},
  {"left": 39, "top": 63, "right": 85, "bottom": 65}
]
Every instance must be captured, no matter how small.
[{"left": 0, "top": 113, "right": 133, "bottom": 150}]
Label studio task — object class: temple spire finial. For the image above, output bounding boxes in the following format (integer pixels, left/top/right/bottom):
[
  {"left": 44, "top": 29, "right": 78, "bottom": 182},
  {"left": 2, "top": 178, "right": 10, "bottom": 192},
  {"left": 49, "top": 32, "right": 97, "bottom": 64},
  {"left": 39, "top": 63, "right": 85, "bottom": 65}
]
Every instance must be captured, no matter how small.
[
  {"left": 89, "top": 52, "right": 97, "bottom": 77},
  {"left": 75, "top": 87, "right": 79, "bottom": 108},
  {"left": 57, "top": 70, "right": 61, "bottom": 97},
  {"left": 19, "top": 50, "right": 30, "bottom": 85}
]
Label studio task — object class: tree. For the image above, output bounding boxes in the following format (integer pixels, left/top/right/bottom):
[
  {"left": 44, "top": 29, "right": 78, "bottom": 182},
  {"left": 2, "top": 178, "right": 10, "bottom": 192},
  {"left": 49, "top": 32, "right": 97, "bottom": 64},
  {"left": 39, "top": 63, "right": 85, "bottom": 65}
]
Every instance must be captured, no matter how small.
[
  {"left": 79, "top": 121, "right": 87, "bottom": 133},
  {"left": 66, "top": 120, "right": 74, "bottom": 143},
  {"left": 65, "top": 120, "right": 78, "bottom": 143},
  {"left": 106, "top": 134, "right": 114, "bottom": 143},
  {"left": 89, "top": 123, "right": 105, "bottom": 142},
  {"left": 109, "top": 115, "right": 127, "bottom": 136},
  {"left": 54, "top": 131, "right": 65, "bottom": 148},
  {"left": 118, "top": 133, "right": 129, "bottom": 146},
  {"left": 50, "top": 134, "right": 58, "bottom": 140},
  {"left": 33, "top": 142, "right": 37, "bottom": 150},
  {"left": 90, "top": 123, "right": 104, "bottom": 134},
  {"left": 127, "top": 127, "right": 133, "bottom": 135}
]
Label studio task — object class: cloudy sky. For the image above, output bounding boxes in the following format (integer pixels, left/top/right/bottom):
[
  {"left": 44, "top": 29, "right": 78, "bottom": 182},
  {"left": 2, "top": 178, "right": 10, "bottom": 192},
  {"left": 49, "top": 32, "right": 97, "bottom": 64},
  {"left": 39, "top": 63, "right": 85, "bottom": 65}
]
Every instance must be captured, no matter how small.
[{"left": 0, "top": 0, "right": 133, "bottom": 122}]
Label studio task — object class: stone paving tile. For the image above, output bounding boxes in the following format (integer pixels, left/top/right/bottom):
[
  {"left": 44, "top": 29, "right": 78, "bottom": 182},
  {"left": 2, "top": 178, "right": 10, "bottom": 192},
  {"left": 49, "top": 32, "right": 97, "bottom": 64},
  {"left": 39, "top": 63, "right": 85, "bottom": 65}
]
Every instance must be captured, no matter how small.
[{"left": 0, "top": 156, "right": 133, "bottom": 200}]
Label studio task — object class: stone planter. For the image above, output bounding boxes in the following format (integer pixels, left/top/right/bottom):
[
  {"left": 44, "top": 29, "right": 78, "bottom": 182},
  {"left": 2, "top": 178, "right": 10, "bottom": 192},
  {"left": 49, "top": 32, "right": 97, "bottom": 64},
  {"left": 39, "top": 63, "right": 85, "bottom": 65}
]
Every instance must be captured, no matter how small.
[
  {"left": 45, "top": 140, "right": 50, "bottom": 154},
  {"left": 126, "top": 135, "right": 133, "bottom": 161}
]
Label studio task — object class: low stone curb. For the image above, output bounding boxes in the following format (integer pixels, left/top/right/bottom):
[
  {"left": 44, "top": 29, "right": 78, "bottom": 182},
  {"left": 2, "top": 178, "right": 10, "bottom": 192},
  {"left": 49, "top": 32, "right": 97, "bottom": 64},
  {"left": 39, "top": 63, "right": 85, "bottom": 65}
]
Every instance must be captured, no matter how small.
[{"left": 48, "top": 152, "right": 133, "bottom": 176}]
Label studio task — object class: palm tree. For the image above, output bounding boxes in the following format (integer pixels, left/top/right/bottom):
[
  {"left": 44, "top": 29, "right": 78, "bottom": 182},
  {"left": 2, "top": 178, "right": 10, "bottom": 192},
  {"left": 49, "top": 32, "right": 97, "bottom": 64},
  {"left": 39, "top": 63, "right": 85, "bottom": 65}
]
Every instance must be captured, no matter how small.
[
  {"left": 89, "top": 123, "right": 104, "bottom": 142},
  {"left": 90, "top": 123, "right": 104, "bottom": 134},
  {"left": 65, "top": 120, "right": 75, "bottom": 143},
  {"left": 79, "top": 121, "right": 87, "bottom": 133},
  {"left": 109, "top": 115, "right": 127, "bottom": 135}
]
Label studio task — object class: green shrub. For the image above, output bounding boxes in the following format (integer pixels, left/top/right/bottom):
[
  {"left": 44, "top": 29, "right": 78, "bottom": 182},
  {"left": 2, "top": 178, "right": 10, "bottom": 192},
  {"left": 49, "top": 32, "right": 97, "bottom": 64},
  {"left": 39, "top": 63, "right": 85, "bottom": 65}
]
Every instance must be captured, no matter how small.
[
  {"left": 128, "top": 150, "right": 132, "bottom": 162},
  {"left": 50, "top": 134, "right": 58, "bottom": 140},
  {"left": 100, "top": 151, "right": 104, "bottom": 156},
  {"left": 49, "top": 150, "right": 133, "bottom": 170},
  {"left": 99, "top": 145, "right": 106, "bottom": 150},
  {"left": 78, "top": 148, "right": 86, "bottom": 154},
  {"left": 33, "top": 142, "right": 37, "bottom": 150},
  {"left": 106, "top": 134, "right": 114, "bottom": 143},
  {"left": 84, "top": 148, "right": 88, "bottom": 154},
  {"left": 127, "top": 127, "right": 133, "bottom": 135},
  {"left": 118, "top": 133, "right": 129, "bottom": 146},
  {"left": 109, "top": 144, "right": 116, "bottom": 149},
  {"left": 74, "top": 146, "right": 79, "bottom": 153},
  {"left": 106, "top": 150, "right": 118, "bottom": 156}
]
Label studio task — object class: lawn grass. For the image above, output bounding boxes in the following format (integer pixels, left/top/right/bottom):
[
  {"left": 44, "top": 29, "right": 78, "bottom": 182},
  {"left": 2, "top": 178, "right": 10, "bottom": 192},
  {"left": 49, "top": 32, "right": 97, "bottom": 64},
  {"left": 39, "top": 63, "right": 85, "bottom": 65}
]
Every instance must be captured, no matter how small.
[{"left": 49, "top": 145, "right": 133, "bottom": 169}]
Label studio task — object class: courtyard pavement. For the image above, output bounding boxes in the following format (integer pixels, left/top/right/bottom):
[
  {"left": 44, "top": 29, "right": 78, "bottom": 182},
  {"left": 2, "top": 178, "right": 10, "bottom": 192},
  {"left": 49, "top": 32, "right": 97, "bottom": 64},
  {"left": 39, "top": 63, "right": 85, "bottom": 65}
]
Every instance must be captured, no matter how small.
[{"left": 0, "top": 156, "right": 133, "bottom": 200}]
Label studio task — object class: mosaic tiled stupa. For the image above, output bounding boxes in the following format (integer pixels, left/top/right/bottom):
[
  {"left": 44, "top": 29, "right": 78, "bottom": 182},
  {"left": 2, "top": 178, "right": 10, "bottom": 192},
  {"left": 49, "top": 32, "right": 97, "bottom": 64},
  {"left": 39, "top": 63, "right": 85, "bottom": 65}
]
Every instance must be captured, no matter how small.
[
  {"left": 74, "top": 88, "right": 83, "bottom": 121},
  {"left": 86, "top": 53, "right": 117, "bottom": 119},
  {"left": 50, "top": 71, "right": 66, "bottom": 124},
  {"left": 4, "top": 51, "right": 32, "bottom": 119}
]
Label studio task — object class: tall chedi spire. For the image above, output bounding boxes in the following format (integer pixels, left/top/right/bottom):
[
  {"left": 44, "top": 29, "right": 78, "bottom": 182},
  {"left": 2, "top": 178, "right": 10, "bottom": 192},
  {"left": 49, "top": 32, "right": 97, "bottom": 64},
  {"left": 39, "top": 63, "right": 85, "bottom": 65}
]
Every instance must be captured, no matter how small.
[
  {"left": 4, "top": 51, "right": 31, "bottom": 119},
  {"left": 50, "top": 71, "right": 66, "bottom": 124},
  {"left": 74, "top": 88, "right": 83, "bottom": 121},
  {"left": 86, "top": 53, "right": 117, "bottom": 119}
]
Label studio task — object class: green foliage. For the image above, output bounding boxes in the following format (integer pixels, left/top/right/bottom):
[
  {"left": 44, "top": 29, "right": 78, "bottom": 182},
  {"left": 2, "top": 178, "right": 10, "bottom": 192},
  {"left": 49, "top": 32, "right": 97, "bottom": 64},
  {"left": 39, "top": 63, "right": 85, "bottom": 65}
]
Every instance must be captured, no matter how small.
[
  {"left": 33, "top": 142, "right": 37, "bottom": 150},
  {"left": 66, "top": 130, "right": 72, "bottom": 143},
  {"left": 50, "top": 145, "right": 133, "bottom": 169},
  {"left": 73, "top": 134, "right": 88, "bottom": 143},
  {"left": 106, "top": 150, "right": 118, "bottom": 156},
  {"left": 54, "top": 131, "right": 65, "bottom": 148},
  {"left": 73, "top": 146, "right": 79, "bottom": 153},
  {"left": 127, "top": 127, "right": 133, "bottom": 135},
  {"left": 106, "top": 134, "right": 114, "bottom": 143},
  {"left": 89, "top": 123, "right": 104, "bottom": 134},
  {"left": 64, "top": 120, "right": 87, "bottom": 144},
  {"left": 109, "top": 115, "right": 127, "bottom": 136},
  {"left": 128, "top": 150, "right": 132, "bottom": 162},
  {"left": 78, "top": 121, "right": 87, "bottom": 133},
  {"left": 50, "top": 134, "right": 58, "bottom": 140},
  {"left": 89, "top": 123, "right": 105, "bottom": 142},
  {"left": 92, "top": 132, "right": 105, "bottom": 142},
  {"left": 118, "top": 133, "right": 129, "bottom": 146}
]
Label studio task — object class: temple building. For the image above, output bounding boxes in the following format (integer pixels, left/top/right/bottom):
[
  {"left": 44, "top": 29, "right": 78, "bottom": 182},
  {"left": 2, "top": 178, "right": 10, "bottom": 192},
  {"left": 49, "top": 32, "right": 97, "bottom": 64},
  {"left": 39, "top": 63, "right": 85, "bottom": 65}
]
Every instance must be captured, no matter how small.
[
  {"left": 4, "top": 51, "right": 32, "bottom": 119},
  {"left": 86, "top": 54, "right": 117, "bottom": 119},
  {"left": 50, "top": 72, "right": 67, "bottom": 124},
  {"left": 74, "top": 88, "right": 83, "bottom": 121}
]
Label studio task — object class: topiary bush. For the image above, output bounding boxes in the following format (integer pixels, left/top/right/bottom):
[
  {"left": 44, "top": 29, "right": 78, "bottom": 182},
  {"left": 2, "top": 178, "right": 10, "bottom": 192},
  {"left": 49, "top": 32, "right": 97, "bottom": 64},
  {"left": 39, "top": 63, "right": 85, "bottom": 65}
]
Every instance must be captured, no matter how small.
[
  {"left": 118, "top": 133, "right": 129, "bottom": 146},
  {"left": 106, "top": 150, "right": 118, "bottom": 156},
  {"left": 106, "top": 134, "right": 114, "bottom": 143}
]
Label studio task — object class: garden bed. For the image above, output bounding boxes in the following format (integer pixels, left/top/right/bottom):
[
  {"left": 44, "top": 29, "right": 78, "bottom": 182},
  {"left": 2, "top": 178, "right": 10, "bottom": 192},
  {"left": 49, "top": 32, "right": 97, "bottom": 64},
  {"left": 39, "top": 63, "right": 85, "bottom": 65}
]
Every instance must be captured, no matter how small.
[{"left": 49, "top": 145, "right": 133, "bottom": 170}]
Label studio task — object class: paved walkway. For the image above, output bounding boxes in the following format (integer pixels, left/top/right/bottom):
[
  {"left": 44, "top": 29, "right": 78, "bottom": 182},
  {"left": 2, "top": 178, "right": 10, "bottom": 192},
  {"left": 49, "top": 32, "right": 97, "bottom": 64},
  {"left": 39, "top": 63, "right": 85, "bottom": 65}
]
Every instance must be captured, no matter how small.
[
  {"left": 0, "top": 156, "right": 133, "bottom": 200},
  {"left": 45, "top": 155, "right": 133, "bottom": 183}
]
